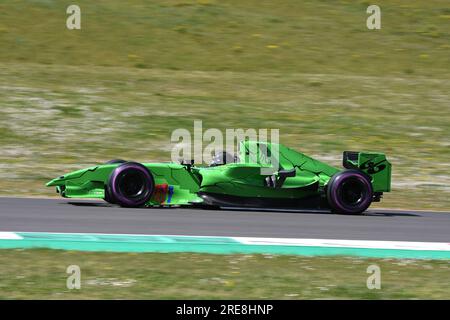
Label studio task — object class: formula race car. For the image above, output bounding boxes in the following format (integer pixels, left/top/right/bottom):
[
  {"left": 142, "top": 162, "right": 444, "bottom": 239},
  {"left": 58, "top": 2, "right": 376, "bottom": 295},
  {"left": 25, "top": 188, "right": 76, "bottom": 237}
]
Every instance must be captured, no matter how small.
[{"left": 47, "top": 140, "right": 391, "bottom": 214}]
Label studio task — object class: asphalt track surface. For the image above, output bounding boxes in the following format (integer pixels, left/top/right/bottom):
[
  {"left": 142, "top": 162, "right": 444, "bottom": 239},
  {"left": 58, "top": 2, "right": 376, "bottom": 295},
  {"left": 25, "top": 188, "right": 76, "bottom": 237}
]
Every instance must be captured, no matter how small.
[{"left": 0, "top": 197, "right": 449, "bottom": 242}]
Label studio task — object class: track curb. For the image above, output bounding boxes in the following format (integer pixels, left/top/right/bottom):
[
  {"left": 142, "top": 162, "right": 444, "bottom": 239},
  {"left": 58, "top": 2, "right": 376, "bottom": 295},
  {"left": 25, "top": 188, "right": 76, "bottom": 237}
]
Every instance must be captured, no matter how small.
[{"left": 1, "top": 232, "right": 449, "bottom": 259}]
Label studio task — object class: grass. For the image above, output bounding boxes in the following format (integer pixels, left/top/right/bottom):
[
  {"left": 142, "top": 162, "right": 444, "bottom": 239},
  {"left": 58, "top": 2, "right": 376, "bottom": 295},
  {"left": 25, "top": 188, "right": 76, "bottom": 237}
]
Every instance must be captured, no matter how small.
[
  {"left": 0, "top": 0, "right": 449, "bottom": 210},
  {"left": 1, "top": 0, "right": 449, "bottom": 75},
  {"left": 0, "top": 249, "right": 449, "bottom": 299}
]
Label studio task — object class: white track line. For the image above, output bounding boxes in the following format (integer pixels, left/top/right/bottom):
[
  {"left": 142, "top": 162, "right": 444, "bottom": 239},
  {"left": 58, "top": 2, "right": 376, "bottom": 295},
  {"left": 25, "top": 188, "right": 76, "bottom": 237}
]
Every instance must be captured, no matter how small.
[
  {"left": 0, "top": 232, "right": 23, "bottom": 240},
  {"left": 233, "top": 237, "right": 450, "bottom": 251}
]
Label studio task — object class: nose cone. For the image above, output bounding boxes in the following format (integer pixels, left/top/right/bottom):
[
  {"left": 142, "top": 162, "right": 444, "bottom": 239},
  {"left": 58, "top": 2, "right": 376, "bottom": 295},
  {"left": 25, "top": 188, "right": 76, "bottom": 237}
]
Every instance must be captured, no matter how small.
[
  {"left": 46, "top": 176, "right": 66, "bottom": 187},
  {"left": 46, "top": 166, "right": 96, "bottom": 187}
]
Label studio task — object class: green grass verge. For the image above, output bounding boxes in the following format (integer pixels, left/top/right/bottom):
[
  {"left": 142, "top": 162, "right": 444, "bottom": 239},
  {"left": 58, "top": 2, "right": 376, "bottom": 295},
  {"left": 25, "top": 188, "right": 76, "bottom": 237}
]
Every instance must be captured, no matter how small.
[
  {"left": 0, "top": 249, "right": 449, "bottom": 299},
  {"left": 0, "top": 0, "right": 449, "bottom": 209}
]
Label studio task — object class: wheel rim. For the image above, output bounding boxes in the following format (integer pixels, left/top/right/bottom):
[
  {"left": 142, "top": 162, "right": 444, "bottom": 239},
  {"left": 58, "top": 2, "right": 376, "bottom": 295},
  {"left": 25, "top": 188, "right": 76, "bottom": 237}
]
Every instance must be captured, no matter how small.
[
  {"left": 338, "top": 177, "right": 367, "bottom": 208},
  {"left": 117, "top": 171, "right": 147, "bottom": 199}
]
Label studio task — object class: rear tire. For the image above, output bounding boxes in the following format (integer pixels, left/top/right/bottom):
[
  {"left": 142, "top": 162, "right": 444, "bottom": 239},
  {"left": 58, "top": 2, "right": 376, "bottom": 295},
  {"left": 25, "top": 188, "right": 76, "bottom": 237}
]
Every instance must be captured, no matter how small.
[
  {"left": 107, "top": 162, "right": 155, "bottom": 207},
  {"left": 327, "top": 170, "right": 373, "bottom": 214}
]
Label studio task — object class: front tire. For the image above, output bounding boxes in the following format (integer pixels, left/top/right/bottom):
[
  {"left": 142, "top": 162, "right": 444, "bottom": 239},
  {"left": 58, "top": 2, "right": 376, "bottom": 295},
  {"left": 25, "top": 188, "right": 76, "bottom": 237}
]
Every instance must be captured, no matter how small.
[
  {"left": 327, "top": 169, "right": 373, "bottom": 214},
  {"left": 107, "top": 162, "right": 155, "bottom": 207},
  {"left": 103, "top": 159, "right": 128, "bottom": 203}
]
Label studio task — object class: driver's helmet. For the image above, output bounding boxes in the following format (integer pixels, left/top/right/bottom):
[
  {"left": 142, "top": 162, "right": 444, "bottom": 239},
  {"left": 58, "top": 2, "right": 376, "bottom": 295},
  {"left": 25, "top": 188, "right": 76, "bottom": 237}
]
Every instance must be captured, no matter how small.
[{"left": 210, "top": 151, "right": 234, "bottom": 167}]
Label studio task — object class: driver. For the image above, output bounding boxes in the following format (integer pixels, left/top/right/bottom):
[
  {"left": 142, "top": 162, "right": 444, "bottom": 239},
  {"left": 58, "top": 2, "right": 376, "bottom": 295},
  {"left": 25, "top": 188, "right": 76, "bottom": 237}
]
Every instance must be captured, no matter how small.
[{"left": 210, "top": 151, "right": 235, "bottom": 167}]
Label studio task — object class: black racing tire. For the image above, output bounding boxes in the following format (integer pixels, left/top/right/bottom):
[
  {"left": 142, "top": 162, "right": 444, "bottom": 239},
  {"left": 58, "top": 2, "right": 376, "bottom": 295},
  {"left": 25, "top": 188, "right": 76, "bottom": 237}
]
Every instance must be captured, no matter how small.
[
  {"left": 103, "top": 160, "right": 128, "bottom": 204},
  {"left": 327, "top": 169, "right": 373, "bottom": 214},
  {"left": 104, "top": 184, "right": 116, "bottom": 204},
  {"left": 107, "top": 162, "right": 155, "bottom": 208},
  {"left": 105, "top": 159, "right": 127, "bottom": 164}
]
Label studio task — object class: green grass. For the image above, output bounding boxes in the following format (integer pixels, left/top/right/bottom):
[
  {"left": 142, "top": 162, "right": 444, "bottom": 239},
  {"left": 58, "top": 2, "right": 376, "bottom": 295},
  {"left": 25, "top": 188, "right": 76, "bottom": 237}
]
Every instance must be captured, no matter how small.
[
  {"left": 0, "top": 0, "right": 449, "bottom": 210},
  {"left": 1, "top": 0, "right": 449, "bottom": 75},
  {"left": 0, "top": 249, "right": 449, "bottom": 299}
]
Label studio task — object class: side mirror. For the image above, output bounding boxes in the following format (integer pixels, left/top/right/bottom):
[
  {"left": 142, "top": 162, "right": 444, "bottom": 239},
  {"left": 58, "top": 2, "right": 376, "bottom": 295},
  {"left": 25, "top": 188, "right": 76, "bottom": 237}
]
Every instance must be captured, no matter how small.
[{"left": 275, "top": 168, "right": 296, "bottom": 188}]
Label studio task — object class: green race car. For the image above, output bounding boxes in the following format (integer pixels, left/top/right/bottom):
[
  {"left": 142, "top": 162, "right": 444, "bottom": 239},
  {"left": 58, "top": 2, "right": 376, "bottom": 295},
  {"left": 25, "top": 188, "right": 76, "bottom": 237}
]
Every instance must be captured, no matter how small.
[{"left": 47, "top": 140, "right": 391, "bottom": 214}]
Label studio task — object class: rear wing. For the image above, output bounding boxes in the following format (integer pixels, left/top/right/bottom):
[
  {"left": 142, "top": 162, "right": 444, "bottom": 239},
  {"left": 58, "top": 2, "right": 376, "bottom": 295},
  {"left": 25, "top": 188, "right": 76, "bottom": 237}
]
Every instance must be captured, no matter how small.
[{"left": 343, "top": 151, "right": 392, "bottom": 192}]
